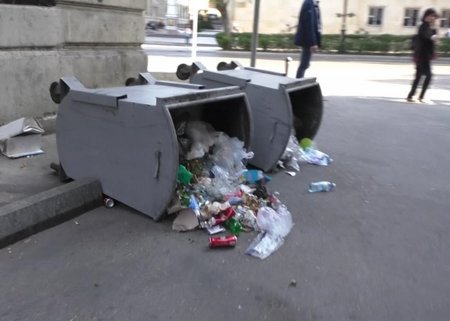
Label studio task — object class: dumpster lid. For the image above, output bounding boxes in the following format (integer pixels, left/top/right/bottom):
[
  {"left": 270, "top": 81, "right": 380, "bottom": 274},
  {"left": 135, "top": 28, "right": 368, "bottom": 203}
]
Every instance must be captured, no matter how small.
[
  {"left": 79, "top": 85, "right": 244, "bottom": 107},
  {"left": 208, "top": 68, "right": 317, "bottom": 90}
]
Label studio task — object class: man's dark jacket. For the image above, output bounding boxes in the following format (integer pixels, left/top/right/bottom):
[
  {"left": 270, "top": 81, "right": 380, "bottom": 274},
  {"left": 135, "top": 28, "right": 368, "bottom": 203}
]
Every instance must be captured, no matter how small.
[{"left": 294, "top": 0, "right": 321, "bottom": 47}]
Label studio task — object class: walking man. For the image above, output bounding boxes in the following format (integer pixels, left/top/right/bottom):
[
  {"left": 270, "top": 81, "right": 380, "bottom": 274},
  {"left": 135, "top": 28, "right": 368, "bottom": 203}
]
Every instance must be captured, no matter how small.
[{"left": 295, "top": 0, "right": 321, "bottom": 78}]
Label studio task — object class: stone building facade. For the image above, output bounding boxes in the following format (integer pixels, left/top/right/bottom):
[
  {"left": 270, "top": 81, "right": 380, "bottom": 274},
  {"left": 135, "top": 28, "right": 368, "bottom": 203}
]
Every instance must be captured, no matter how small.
[
  {"left": 229, "top": 0, "right": 450, "bottom": 36},
  {"left": 0, "top": 1, "right": 147, "bottom": 123},
  {"left": 144, "top": 0, "right": 449, "bottom": 36}
]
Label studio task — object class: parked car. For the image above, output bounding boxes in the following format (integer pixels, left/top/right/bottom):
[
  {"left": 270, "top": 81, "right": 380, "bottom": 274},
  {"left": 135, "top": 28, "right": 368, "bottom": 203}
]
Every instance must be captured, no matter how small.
[{"left": 146, "top": 21, "right": 165, "bottom": 30}]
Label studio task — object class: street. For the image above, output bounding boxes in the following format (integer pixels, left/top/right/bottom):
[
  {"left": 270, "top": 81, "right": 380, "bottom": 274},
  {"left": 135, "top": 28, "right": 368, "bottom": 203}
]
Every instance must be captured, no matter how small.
[
  {"left": 143, "top": 46, "right": 450, "bottom": 103},
  {"left": 1, "top": 50, "right": 450, "bottom": 321}
]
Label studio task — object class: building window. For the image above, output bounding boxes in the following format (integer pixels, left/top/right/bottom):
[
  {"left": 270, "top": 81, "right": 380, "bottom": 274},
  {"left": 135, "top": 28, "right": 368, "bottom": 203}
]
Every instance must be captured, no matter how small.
[
  {"left": 368, "top": 7, "right": 383, "bottom": 26},
  {"left": 403, "top": 8, "right": 419, "bottom": 27},
  {"left": 440, "top": 10, "right": 450, "bottom": 28}
]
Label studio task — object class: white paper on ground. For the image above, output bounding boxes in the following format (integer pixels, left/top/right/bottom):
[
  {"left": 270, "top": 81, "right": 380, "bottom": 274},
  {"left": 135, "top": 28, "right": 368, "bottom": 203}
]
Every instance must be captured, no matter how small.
[
  {"left": 0, "top": 134, "right": 44, "bottom": 158},
  {"left": 0, "top": 117, "right": 44, "bottom": 140}
]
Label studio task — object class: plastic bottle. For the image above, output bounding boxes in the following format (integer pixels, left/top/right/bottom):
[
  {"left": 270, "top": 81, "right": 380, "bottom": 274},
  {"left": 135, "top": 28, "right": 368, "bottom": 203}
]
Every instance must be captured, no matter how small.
[
  {"left": 241, "top": 169, "right": 272, "bottom": 185},
  {"left": 303, "top": 148, "right": 333, "bottom": 166},
  {"left": 225, "top": 217, "right": 242, "bottom": 236},
  {"left": 188, "top": 195, "right": 201, "bottom": 219},
  {"left": 177, "top": 165, "right": 193, "bottom": 185},
  {"left": 308, "top": 181, "right": 336, "bottom": 193}
]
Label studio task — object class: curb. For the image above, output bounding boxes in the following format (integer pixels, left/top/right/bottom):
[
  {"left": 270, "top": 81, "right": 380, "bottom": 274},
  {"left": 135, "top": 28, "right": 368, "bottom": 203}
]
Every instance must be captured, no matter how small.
[{"left": 0, "top": 178, "right": 103, "bottom": 248}]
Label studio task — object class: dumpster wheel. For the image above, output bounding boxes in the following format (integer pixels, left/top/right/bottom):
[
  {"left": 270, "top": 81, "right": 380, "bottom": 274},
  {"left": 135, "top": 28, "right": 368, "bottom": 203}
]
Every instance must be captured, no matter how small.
[{"left": 176, "top": 64, "right": 192, "bottom": 80}]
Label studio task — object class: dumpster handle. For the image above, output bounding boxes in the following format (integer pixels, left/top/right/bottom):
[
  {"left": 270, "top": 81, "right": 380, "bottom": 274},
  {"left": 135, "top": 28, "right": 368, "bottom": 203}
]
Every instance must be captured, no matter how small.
[
  {"left": 154, "top": 150, "right": 161, "bottom": 179},
  {"left": 269, "top": 121, "right": 278, "bottom": 143}
]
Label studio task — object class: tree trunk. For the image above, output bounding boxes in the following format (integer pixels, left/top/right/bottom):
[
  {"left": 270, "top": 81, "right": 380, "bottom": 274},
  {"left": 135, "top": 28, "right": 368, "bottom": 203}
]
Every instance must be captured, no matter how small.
[
  {"left": 221, "top": 8, "right": 231, "bottom": 35},
  {"left": 214, "top": 0, "right": 231, "bottom": 35}
]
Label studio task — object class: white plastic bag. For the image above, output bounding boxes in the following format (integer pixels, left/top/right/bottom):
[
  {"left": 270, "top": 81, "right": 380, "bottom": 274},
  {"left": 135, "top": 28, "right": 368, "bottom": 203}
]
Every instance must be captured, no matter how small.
[
  {"left": 210, "top": 133, "right": 252, "bottom": 180},
  {"left": 280, "top": 135, "right": 302, "bottom": 171},
  {"left": 245, "top": 205, "right": 294, "bottom": 259},
  {"left": 185, "top": 121, "right": 218, "bottom": 160},
  {"left": 245, "top": 232, "right": 284, "bottom": 259}
]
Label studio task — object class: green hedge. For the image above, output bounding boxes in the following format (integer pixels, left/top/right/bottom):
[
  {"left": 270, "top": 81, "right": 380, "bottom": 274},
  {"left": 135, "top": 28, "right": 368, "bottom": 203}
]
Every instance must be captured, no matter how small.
[{"left": 215, "top": 32, "right": 450, "bottom": 55}]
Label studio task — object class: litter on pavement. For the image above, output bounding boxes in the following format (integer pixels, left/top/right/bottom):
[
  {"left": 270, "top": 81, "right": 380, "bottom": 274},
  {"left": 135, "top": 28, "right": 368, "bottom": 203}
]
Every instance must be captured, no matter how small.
[
  {"left": 0, "top": 117, "right": 45, "bottom": 158},
  {"left": 167, "top": 121, "right": 337, "bottom": 259},
  {"left": 169, "top": 120, "right": 294, "bottom": 259}
]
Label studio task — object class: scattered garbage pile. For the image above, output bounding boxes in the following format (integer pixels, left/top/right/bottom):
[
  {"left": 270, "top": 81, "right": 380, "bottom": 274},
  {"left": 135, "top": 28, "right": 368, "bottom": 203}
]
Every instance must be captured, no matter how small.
[
  {"left": 278, "top": 135, "right": 336, "bottom": 193},
  {"left": 278, "top": 136, "right": 333, "bottom": 173},
  {"left": 168, "top": 120, "right": 294, "bottom": 259}
]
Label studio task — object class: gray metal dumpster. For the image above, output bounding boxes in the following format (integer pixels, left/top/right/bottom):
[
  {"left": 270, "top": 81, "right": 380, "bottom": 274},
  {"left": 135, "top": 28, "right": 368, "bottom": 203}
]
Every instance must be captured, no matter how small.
[
  {"left": 51, "top": 73, "right": 253, "bottom": 220},
  {"left": 177, "top": 61, "right": 323, "bottom": 172}
]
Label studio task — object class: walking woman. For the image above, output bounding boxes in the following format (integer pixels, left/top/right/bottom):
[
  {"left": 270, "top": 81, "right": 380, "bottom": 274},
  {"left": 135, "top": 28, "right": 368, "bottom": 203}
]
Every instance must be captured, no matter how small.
[{"left": 406, "top": 8, "right": 439, "bottom": 103}]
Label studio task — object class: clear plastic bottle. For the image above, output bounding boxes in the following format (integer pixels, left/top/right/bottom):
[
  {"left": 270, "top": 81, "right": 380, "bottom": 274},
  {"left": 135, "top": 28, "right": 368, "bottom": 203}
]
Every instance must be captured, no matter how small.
[{"left": 308, "top": 181, "right": 336, "bottom": 193}]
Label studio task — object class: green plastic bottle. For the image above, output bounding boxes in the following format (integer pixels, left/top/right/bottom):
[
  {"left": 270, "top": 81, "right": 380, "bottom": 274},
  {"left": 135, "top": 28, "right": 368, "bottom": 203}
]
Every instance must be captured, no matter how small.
[
  {"left": 226, "top": 218, "right": 242, "bottom": 236},
  {"left": 177, "top": 165, "right": 193, "bottom": 185}
]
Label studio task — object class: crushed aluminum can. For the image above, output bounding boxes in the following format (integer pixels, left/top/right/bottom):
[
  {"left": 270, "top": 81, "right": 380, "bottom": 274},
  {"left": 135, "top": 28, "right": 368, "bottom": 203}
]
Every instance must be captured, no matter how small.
[
  {"left": 103, "top": 197, "right": 115, "bottom": 208},
  {"left": 209, "top": 235, "right": 237, "bottom": 248}
]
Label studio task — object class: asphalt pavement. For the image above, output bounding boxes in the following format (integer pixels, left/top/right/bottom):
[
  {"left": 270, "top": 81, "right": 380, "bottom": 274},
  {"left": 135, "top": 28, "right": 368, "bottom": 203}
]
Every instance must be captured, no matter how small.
[{"left": 1, "top": 53, "right": 450, "bottom": 321}]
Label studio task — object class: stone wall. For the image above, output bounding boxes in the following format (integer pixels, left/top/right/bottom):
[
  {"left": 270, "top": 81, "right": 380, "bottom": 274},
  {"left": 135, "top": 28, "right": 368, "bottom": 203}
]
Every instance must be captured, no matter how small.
[{"left": 0, "top": 1, "right": 147, "bottom": 123}]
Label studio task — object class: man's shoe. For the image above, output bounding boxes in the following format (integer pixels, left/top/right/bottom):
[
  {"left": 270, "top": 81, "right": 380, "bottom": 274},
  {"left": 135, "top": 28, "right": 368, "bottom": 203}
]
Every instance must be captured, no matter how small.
[
  {"left": 406, "top": 97, "right": 416, "bottom": 102},
  {"left": 418, "top": 98, "right": 433, "bottom": 104}
]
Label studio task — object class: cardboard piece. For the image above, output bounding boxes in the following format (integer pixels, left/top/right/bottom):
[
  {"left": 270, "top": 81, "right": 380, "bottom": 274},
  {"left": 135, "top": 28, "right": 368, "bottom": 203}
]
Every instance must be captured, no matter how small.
[
  {"left": 172, "top": 209, "right": 199, "bottom": 232},
  {"left": 0, "top": 117, "right": 44, "bottom": 140},
  {"left": 0, "top": 117, "right": 45, "bottom": 158},
  {"left": 0, "top": 134, "right": 44, "bottom": 158}
]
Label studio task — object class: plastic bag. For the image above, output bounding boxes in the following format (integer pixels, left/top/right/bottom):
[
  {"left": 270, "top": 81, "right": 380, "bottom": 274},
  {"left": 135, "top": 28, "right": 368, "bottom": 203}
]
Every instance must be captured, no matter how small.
[
  {"left": 245, "top": 232, "right": 284, "bottom": 259},
  {"left": 245, "top": 205, "right": 294, "bottom": 259},
  {"left": 280, "top": 135, "right": 302, "bottom": 171},
  {"left": 209, "top": 133, "right": 252, "bottom": 180},
  {"left": 185, "top": 121, "right": 218, "bottom": 160},
  {"left": 256, "top": 206, "right": 293, "bottom": 238},
  {"left": 204, "top": 165, "right": 239, "bottom": 199}
]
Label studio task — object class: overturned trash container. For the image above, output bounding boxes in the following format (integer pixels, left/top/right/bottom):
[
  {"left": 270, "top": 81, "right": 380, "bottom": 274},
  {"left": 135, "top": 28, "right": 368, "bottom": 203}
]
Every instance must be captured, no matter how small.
[
  {"left": 50, "top": 73, "right": 253, "bottom": 220},
  {"left": 177, "top": 60, "right": 323, "bottom": 172}
]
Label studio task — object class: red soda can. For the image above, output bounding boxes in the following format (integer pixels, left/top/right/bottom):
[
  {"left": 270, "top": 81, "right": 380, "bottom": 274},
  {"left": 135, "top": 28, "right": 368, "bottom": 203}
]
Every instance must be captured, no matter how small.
[
  {"left": 208, "top": 207, "right": 236, "bottom": 227},
  {"left": 209, "top": 235, "right": 237, "bottom": 248}
]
